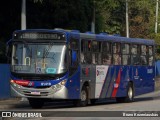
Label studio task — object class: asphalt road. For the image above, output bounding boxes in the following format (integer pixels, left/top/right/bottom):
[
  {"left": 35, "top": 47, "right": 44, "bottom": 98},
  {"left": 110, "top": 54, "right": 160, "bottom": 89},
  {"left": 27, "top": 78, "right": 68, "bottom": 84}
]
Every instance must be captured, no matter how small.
[{"left": 1, "top": 90, "right": 160, "bottom": 120}]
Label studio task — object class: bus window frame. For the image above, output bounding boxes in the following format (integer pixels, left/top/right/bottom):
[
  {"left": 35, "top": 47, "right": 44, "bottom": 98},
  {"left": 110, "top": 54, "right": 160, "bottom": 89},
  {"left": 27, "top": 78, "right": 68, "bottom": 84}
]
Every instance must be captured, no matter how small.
[
  {"left": 131, "top": 44, "right": 140, "bottom": 66},
  {"left": 69, "top": 38, "right": 80, "bottom": 68},
  {"left": 81, "top": 39, "right": 92, "bottom": 64},
  {"left": 112, "top": 42, "right": 122, "bottom": 65},
  {"left": 102, "top": 41, "right": 112, "bottom": 65},
  {"left": 92, "top": 41, "right": 102, "bottom": 65},
  {"left": 121, "top": 43, "right": 130, "bottom": 65},
  {"left": 140, "top": 45, "right": 148, "bottom": 66}
]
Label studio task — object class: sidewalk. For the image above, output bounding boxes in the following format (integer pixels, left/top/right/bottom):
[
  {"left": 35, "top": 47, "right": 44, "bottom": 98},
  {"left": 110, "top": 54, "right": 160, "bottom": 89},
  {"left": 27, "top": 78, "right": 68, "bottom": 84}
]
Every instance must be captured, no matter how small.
[
  {"left": 155, "top": 77, "right": 160, "bottom": 91},
  {"left": 0, "top": 97, "right": 29, "bottom": 109}
]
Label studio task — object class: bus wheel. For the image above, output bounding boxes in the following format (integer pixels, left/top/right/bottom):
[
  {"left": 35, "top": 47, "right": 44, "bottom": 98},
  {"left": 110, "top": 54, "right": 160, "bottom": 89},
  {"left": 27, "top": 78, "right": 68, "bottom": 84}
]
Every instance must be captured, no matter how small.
[
  {"left": 73, "top": 86, "right": 88, "bottom": 107},
  {"left": 126, "top": 83, "right": 134, "bottom": 102},
  {"left": 116, "top": 83, "right": 134, "bottom": 103},
  {"left": 28, "top": 98, "right": 44, "bottom": 109}
]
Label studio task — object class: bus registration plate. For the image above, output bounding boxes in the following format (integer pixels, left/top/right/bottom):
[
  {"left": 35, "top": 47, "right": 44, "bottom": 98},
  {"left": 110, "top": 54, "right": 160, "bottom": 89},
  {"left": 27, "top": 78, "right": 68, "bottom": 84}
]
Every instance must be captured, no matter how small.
[{"left": 31, "top": 91, "right": 40, "bottom": 95}]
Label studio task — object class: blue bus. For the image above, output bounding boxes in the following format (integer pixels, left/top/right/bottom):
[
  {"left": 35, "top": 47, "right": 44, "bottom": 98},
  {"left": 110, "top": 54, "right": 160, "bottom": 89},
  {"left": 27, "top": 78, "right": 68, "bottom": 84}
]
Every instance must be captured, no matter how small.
[{"left": 7, "top": 29, "right": 155, "bottom": 108}]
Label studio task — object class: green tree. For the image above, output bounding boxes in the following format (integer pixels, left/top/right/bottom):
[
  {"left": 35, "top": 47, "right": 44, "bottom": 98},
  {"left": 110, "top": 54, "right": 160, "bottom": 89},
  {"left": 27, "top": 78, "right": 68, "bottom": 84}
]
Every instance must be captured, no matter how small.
[
  {"left": 129, "top": 0, "right": 155, "bottom": 38},
  {"left": 95, "top": 0, "right": 126, "bottom": 34}
]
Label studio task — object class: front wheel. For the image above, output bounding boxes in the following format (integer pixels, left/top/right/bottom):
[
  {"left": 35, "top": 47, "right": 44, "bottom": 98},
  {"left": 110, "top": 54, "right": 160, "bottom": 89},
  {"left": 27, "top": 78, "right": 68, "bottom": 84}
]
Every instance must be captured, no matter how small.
[
  {"left": 116, "top": 83, "right": 134, "bottom": 103},
  {"left": 28, "top": 98, "right": 44, "bottom": 109},
  {"left": 73, "top": 86, "right": 88, "bottom": 107}
]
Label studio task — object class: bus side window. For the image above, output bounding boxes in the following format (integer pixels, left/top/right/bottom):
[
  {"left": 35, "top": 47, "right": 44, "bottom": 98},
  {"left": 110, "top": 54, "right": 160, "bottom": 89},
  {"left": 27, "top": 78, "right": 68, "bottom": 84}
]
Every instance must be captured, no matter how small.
[
  {"left": 92, "top": 41, "right": 101, "bottom": 64},
  {"left": 122, "top": 43, "right": 130, "bottom": 65},
  {"left": 140, "top": 45, "right": 148, "bottom": 65},
  {"left": 113, "top": 43, "right": 121, "bottom": 65},
  {"left": 149, "top": 46, "right": 154, "bottom": 66},
  {"left": 131, "top": 44, "right": 140, "bottom": 65},
  {"left": 102, "top": 42, "right": 112, "bottom": 65},
  {"left": 81, "top": 40, "right": 92, "bottom": 64}
]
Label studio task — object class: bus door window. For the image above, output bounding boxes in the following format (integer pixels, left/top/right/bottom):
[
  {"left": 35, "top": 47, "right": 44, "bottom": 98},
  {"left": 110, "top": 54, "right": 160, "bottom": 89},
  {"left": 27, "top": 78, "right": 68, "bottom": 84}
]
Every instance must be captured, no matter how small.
[
  {"left": 81, "top": 40, "right": 92, "bottom": 64},
  {"left": 113, "top": 43, "right": 121, "bottom": 65},
  {"left": 102, "top": 42, "right": 112, "bottom": 65},
  {"left": 149, "top": 46, "right": 153, "bottom": 66},
  {"left": 140, "top": 45, "right": 148, "bottom": 65},
  {"left": 122, "top": 43, "right": 130, "bottom": 65},
  {"left": 131, "top": 45, "right": 140, "bottom": 65}
]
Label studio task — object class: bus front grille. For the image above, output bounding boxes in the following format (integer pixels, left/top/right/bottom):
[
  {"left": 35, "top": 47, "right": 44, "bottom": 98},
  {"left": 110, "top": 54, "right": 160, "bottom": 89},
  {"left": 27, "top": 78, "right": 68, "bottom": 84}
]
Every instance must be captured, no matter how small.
[{"left": 22, "top": 91, "right": 49, "bottom": 96}]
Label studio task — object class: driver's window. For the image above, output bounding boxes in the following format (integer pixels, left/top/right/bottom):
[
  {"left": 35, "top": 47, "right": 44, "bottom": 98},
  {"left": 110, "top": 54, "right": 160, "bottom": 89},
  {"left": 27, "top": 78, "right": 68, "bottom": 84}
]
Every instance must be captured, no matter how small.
[{"left": 69, "top": 38, "right": 79, "bottom": 67}]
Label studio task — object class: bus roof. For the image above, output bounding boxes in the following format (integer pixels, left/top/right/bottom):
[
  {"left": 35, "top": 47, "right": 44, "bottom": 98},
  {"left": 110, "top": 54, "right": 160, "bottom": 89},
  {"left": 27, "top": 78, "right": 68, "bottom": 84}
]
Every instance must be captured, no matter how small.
[
  {"left": 13, "top": 29, "right": 155, "bottom": 45},
  {"left": 78, "top": 32, "right": 155, "bottom": 45}
]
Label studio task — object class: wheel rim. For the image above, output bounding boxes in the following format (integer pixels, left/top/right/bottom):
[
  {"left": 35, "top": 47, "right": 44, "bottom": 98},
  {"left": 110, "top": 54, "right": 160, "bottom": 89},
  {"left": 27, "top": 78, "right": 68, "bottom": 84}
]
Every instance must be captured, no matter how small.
[
  {"left": 81, "top": 90, "right": 87, "bottom": 101},
  {"left": 128, "top": 87, "right": 133, "bottom": 99}
]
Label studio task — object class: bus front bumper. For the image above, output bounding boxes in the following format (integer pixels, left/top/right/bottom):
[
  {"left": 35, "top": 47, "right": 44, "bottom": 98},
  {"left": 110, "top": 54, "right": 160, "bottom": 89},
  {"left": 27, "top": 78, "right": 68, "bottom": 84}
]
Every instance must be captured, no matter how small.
[{"left": 10, "top": 84, "right": 68, "bottom": 99}]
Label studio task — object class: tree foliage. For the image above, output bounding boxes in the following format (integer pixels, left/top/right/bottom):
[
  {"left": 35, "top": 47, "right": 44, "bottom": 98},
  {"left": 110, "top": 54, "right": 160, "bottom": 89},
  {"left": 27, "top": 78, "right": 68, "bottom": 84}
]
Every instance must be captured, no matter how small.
[{"left": 0, "top": 0, "right": 160, "bottom": 63}]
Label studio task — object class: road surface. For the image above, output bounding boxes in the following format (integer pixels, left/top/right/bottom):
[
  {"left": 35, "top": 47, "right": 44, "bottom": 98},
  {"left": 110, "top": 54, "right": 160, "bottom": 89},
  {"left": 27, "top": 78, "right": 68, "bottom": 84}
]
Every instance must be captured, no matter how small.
[{"left": 1, "top": 90, "right": 160, "bottom": 120}]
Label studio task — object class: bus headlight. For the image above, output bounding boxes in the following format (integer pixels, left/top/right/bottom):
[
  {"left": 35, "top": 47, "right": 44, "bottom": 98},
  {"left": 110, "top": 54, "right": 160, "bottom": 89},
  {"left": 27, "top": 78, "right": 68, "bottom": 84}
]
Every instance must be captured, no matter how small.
[
  {"left": 60, "top": 80, "right": 66, "bottom": 85},
  {"left": 10, "top": 80, "right": 21, "bottom": 88},
  {"left": 51, "top": 79, "right": 66, "bottom": 91},
  {"left": 56, "top": 84, "right": 61, "bottom": 89}
]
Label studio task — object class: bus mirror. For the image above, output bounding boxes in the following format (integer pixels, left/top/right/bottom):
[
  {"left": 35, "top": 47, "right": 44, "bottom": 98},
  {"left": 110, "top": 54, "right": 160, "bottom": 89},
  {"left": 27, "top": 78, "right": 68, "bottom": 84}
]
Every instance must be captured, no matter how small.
[
  {"left": 6, "top": 39, "right": 12, "bottom": 59},
  {"left": 72, "top": 50, "right": 77, "bottom": 64},
  {"left": 6, "top": 45, "right": 11, "bottom": 59}
]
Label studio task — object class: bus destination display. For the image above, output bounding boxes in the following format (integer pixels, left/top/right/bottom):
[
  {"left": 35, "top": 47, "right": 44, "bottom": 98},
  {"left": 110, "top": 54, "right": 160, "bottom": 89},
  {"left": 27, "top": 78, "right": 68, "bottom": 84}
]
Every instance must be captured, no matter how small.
[{"left": 14, "top": 32, "right": 65, "bottom": 40}]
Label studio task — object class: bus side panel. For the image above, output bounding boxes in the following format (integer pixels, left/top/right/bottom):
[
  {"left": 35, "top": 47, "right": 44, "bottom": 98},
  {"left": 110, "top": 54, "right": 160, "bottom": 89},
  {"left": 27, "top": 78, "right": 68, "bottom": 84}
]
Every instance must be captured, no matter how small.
[
  {"left": 98, "top": 66, "right": 113, "bottom": 99},
  {"left": 132, "top": 66, "right": 154, "bottom": 96},
  {"left": 132, "top": 66, "right": 141, "bottom": 96},
  {"left": 90, "top": 65, "right": 96, "bottom": 99},
  {"left": 115, "top": 66, "right": 130, "bottom": 98},
  {"left": 95, "top": 65, "right": 110, "bottom": 99},
  {"left": 146, "top": 66, "right": 155, "bottom": 92},
  {"left": 66, "top": 67, "right": 80, "bottom": 99},
  {"left": 80, "top": 64, "right": 96, "bottom": 99},
  {"left": 105, "top": 66, "right": 117, "bottom": 98},
  {"left": 98, "top": 66, "right": 127, "bottom": 99},
  {"left": 112, "top": 65, "right": 154, "bottom": 98},
  {"left": 139, "top": 66, "right": 154, "bottom": 94}
]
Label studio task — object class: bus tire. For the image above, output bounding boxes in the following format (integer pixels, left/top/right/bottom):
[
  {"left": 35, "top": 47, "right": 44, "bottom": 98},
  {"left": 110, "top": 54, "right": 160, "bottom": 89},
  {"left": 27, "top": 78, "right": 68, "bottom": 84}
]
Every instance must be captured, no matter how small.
[
  {"left": 28, "top": 98, "right": 44, "bottom": 109},
  {"left": 73, "top": 86, "right": 88, "bottom": 107},
  {"left": 116, "top": 82, "right": 134, "bottom": 103}
]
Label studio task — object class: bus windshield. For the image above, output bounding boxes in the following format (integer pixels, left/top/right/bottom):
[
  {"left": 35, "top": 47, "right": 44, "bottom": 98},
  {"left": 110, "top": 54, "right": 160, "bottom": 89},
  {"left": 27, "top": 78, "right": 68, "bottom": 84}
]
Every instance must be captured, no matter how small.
[{"left": 11, "top": 42, "right": 67, "bottom": 75}]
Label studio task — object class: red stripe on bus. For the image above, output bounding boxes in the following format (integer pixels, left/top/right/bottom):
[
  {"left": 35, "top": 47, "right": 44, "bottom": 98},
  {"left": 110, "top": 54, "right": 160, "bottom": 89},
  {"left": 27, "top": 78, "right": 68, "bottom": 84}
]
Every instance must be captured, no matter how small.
[{"left": 111, "top": 69, "right": 121, "bottom": 97}]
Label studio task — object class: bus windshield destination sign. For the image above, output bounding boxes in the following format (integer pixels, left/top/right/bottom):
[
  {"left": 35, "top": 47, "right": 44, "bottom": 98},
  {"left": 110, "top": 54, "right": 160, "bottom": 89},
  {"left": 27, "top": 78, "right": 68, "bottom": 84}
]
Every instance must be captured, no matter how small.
[{"left": 14, "top": 32, "right": 65, "bottom": 40}]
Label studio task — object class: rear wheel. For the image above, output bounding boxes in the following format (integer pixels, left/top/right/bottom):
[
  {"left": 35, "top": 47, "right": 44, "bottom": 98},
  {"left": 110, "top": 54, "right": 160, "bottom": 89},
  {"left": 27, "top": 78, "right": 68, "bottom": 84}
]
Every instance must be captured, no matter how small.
[
  {"left": 28, "top": 98, "right": 44, "bottom": 109},
  {"left": 73, "top": 86, "right": 88, "bottom": 107},
  {"left": 116, "top": 83, "right": 134, "bottom": 103}
]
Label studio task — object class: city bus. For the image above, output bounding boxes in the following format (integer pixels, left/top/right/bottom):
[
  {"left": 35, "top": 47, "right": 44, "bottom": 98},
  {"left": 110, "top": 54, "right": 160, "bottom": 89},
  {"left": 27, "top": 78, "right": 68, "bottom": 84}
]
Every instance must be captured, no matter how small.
[{"left": 7, "top": 29, "right": 155, "bottom": 108}]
